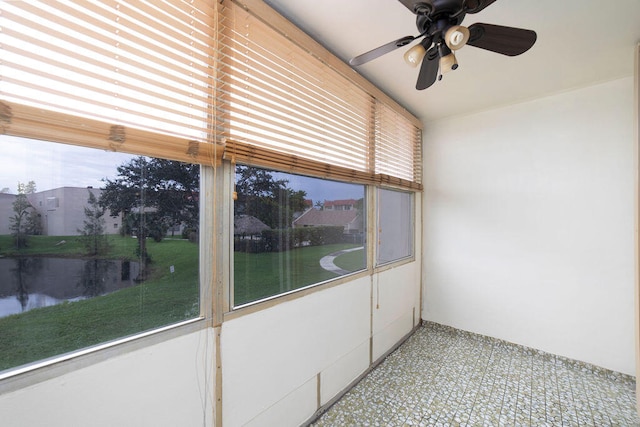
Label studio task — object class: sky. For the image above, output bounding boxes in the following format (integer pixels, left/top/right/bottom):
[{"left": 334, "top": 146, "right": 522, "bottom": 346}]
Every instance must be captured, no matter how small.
[
  {"left": 0, "top": 135, "right": 136, "bottom": 194},
  {"left": 270, "top": 171, "right": 364, "bottom": 206},
  {"left": 0, "top": 135, "right": 364, "bottom": 204}
]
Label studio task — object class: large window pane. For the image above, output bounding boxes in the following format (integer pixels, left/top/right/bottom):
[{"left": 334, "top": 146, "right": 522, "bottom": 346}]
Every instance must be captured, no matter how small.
[
  {"left": 0, "top": 136, "right": 200, "bottom": 373},
  {"left": 377, "top": 188, "right": 413, "bottom": 265},
  {"left": 233, "top": 165, "right": 366, "bottom": 307}
]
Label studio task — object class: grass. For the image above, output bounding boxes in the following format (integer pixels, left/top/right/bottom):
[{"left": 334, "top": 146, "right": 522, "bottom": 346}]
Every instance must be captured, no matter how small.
[
  {"left": 234, "top": 243, "right": 363, "bottom": 305},
  {"left": 0, "top": 234, "right": 139, "bottom": 259},
  {"left": 333, "top": 246, "right": 366, "bottom": 272},
  {"left": 0, "top": 235, "right": 362, "bottom": 371}
]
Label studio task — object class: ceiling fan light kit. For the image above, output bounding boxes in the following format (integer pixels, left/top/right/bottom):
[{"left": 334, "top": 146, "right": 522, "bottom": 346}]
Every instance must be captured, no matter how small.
[{"left": 349, "top": 0, "right": 537, "bottom": 90}]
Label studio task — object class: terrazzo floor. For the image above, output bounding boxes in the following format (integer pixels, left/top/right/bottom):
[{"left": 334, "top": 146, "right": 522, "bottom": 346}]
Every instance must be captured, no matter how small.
[{"left": 311, "top": 322, "right": 640, "bottom": 426}]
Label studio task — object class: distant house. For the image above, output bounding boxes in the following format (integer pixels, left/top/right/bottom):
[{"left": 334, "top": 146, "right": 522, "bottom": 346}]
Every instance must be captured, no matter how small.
[
  {"left": 292, "top": 208, "right": 362, "bottom": 234},
  {"left": 293, "top": 198, "right": 363, "bottom": 235},
  {"left": 0, "top": 193, "right": 16, "bottom": 235},
  {"left": 234, "top": 215, "right": 270, "bottom": 238},
  {"left": 0, "top": 187, "right": 122, "bottom": 236},
  {"left": 323, "top": 199, "right": 358, "bottom": 211}
]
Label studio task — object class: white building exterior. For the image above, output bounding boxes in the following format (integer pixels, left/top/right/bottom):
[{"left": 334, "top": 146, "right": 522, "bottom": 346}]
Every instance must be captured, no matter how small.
[{"left": 0, "top": 187, "right": 121, "bottom": 236}]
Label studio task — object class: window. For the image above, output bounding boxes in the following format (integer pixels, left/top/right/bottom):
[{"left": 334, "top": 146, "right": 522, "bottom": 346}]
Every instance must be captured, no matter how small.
[
  {"left": 376, "top": 188, "right": 414, "bottom": 265},
  {"left": 233, "top": 165, "right": 366, "bottom": 307},
  {"left": 0, "top": 0, "right": 422, "bottom": 377},
  {"left": 0, "top": 136, "right": 200, "bottom": 373}
]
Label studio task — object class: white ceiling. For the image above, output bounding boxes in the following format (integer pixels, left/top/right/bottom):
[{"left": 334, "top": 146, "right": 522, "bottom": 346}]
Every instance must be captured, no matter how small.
[{"left": 263, "top": 0, "right": 640, "bottom": 123}]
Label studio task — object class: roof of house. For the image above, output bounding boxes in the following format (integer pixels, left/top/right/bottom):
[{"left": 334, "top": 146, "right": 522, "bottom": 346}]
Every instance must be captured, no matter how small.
[
  {"left": 293, "top": 209, "right": 358, "bottom": 227},
  {"left": 234, "top": 215, "right": 270, "bottom": 235}
]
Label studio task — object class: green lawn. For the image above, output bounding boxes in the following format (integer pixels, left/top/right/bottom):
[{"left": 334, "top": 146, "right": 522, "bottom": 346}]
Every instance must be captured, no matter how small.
[
  {"left": 333, "top": 246, "right": 366, "bottom": 272},
  {"left": 0, "top": 234, "right": 139, "bottom": 258},
  {"left": 234, "top": 243, "right": 364, "bottom": 305},
  {"left": 0, "top": 235, "right": 363, "bottom": 371}
]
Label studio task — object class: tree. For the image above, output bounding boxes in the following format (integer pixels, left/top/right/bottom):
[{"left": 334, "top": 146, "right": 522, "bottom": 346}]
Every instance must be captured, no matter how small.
[
  {"left": 78, "top": 190, "right": 109, "bottom": 256},
  {"left": 100, "top": 157, "right": 200, "bottom": 275},
  {"left": 147, "top": 159, "right": 200, "bottom": 236},
  {"left": 234, "top": 165, "right": 307, "bottom": 229},
  {"left": 9, "top": 181, "right": 37, "bottom": 249}
]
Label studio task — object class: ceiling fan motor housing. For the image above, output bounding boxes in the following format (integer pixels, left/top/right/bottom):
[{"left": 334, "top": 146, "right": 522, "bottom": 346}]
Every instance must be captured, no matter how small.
[{"left": 415, "top": 0, "right": 466, "bottom": 34}]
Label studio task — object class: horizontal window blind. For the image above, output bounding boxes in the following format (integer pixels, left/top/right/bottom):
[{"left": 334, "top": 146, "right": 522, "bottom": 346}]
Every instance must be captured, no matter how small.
[
  {"left": 375, "top": 101, "right": 423, "bottom": 187},
  {"left": 217, "top": 3, "right": 373, "bottom": 173},
  {"left": 1, "top": 0, "right": 422, "bottom": 186},
  {"left": 216, "top": 1, "right": 422, "bottom": 190},
  {"left": 223, "top": 139, "right": 376, "bottom": 184},
  {"left": 0, "top": 100, "right": 223, "bottom": 165},
  {"left": 0, "top": 0, "right": 220, "bottom": 164}
]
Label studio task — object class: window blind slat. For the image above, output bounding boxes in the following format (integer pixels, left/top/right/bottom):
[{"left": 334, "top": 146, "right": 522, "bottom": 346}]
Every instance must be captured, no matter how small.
[
  {"left": 223, "top": 139, "right": 375, "bottom": 184},
  {"left": 2, "top": 3, "right": 213, "bottom": 88},
  {"left": 225, "top": 81, "right": 369, "bottom": 149},
  {"left": 374, "top": 101, "right": 422, "bottom": 185},
  {"left": 2, "top": 48, "right": 208, "bottom": 122},
  {"left": 217, "top": 4, "right": 373, "bottom": 175},
  {"left": 223, "top": 28, "right": 373, "bottom": 120},
  {"left": 0, "top": 0, "right": 217, "bottom": 146},
  {"left": 223, "top": 60, "right": 370, "bottom": 140},
  {"left": 0, "top": 101, "right": 223, "bottom": 166},
  {"left": 227, "top": 124, "right": 366, "bottom": 170},
  {"left": 227, "top": 99, "right": 368, "bottom": 159}
]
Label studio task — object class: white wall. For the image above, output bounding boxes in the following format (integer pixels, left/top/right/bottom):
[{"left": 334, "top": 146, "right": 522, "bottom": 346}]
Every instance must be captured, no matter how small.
[
  {"left": 423, "top": 77, "right": 636, "bottom": 375},
  {"left": 0, "top": 330, "right": 215, "bottom": 427},
  {"left": 222, "top": 260, "right": 421, "bottom": 427}
]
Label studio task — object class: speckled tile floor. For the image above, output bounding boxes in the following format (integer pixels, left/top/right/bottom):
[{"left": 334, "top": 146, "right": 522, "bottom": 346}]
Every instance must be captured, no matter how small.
[{"left": 312, "top": 322, "right": 640, "bottom": 426}]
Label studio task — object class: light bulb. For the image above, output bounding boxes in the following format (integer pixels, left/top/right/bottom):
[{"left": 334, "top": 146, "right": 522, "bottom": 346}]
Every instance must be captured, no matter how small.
[
  {"left": 445, "top": 25, "right": 470, "bottom": 51},
  {"left": 403, "top": 43, "right": 426, "bottom": 68}
]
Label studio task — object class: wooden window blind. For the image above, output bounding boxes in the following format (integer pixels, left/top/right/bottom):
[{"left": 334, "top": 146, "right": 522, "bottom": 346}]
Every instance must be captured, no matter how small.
[
  {"left": 0, "top": 0, "right": 222, "bottom": 164},
  {"left": 223, "top": 139, "right": 376, "bottom": 184},
  {"left": 216, "top": 1, "right": 422, "bottom": 191},
  {"left": 375, "top": 101, "right": 423, "bottom": 188},
  {"left": 1, "top": 0, "right": 421, "bottom": 186},
  {"left": 217, "top": 3, "right": 373, "bottom": 172}
]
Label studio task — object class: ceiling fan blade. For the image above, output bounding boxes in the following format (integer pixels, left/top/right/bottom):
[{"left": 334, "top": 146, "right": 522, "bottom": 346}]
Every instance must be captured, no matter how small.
[
  {"left": 349, "top": 35, "right": 416, "bottom": 66},
  {"left": 416, "top": 46, "right": 439, "bottom": 90},
  {"left": 397, "top": 0, "right": 430, "bottom": 14},
  {"left": 467, "top": 23, "right": 537, "bottom": 56},
  {"left": 398, "top": 0, "right": 416, "bottom": 12},
  {"left": 464, "top": 0, "right": 498, "bottom": 14}
]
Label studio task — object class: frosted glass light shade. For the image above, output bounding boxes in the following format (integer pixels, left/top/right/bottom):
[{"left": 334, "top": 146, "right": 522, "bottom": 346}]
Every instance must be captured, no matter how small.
[
  {"left": 403, "top": 43, "right": 427, "bottom": 68},
  {"left": 440, "top": 52, "right": 458, "bottom": 73}
]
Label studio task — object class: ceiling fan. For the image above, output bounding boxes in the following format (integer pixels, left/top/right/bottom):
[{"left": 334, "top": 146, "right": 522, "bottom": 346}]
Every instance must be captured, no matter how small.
[{"left": 349, "top": 0, "right": 537, "bottom": 90}]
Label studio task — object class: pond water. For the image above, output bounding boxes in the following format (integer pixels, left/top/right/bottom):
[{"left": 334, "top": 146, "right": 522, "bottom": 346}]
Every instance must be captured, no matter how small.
[{"left": 0, "top": 257, "right": 141, "bottom": 319}]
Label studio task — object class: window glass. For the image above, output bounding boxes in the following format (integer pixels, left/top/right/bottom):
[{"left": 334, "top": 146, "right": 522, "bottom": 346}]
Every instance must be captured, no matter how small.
[
  {"left": 0, "top": 136, "right": 200, "bottom": 373},
  {"left": 233, "top": 165, "right": 366, "bottom": 307},
  {"left": 376, "top": 188, "right": 413, "bottom": 265}
]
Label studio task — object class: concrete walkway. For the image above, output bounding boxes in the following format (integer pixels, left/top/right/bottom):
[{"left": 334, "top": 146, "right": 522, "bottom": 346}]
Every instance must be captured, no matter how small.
[{"left": 319, "top": 246, "right": 364, "bottom": 275}]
